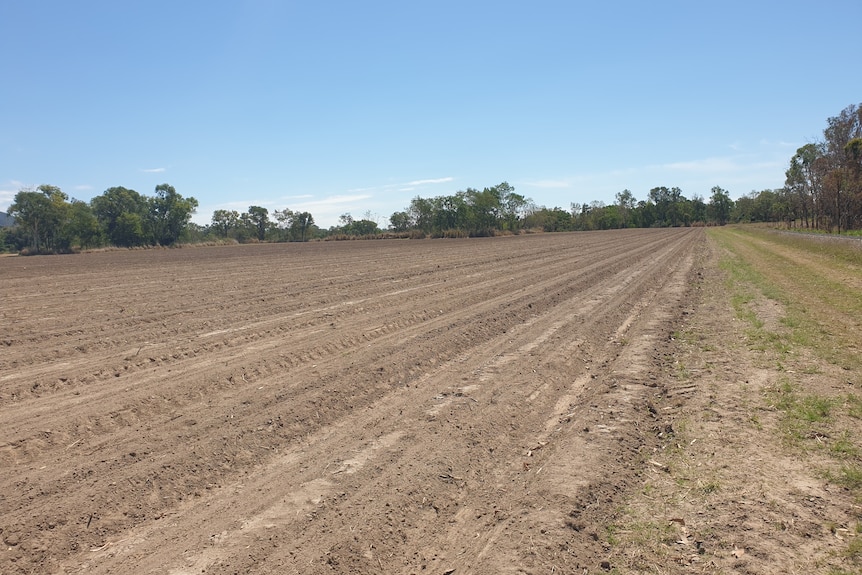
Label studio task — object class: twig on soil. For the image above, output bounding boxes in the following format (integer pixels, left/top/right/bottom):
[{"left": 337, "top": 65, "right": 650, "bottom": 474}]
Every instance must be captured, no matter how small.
[{"left": 90, "top": 539, "right": 125, "bottom": 552}]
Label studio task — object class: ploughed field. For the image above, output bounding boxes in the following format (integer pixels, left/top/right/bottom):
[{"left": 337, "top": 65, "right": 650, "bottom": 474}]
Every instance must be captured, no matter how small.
[{"left": 1, "top": 228, "right": 704, "bottom": 574}]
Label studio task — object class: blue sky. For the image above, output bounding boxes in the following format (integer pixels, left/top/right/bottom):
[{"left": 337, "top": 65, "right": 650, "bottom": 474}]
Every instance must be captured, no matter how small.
[{"left": 2, "top": 1, "right": 860, "bottom": 228}]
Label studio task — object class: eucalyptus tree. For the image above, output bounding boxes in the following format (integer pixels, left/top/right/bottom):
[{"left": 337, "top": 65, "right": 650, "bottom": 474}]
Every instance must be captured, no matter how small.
[
  {"left": 389, "top": 210, "right": 411, "bottom": 232},
  {"left": 246, "top": 206, "right": 269, "bottom": 241},
  {"left": 785, "top": 143, "right": 824, "bottom": 229},
  {"left": 211, "top": 209, "right": 241, "bottom": 238},
  {"left": 91, "top": 186, "right": 147, "bottom": 246},
  {"left": 823, "top": 104, "right": 862, "bottom": 231},
  {"left": 615, "top": 189, "right": 636, "bottom": 228},
  {"left": 707, "top": 186, "right": 733, "bottom": 225},
  {"left": 148, "top": 184, "right": 198, "bottom": 245},
  {"left": 9, "top": 185, "right": 72, "bottom": 252},
  {"left": 293, "top": 211, "right": 315, "bottom": 241}
]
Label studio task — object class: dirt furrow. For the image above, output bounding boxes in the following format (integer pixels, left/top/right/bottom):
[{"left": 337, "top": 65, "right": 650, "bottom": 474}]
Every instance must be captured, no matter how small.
[
  {"left": 41, "top": 229, "right": 702, "bottom": 574},
  {"left": 0, "top": 229, "right": 701, "bottom": 574}
]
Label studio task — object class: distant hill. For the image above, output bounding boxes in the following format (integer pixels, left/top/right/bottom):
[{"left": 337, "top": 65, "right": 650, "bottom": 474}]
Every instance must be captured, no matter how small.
[{"left": 0, "top": 211, "right": 15, "bottom": 227}]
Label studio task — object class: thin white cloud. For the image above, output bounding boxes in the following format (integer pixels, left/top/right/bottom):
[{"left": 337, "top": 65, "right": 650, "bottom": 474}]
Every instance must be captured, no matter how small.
[
  {"left": 406, "top": 177, "right": 454, "bottom": 186},
  {"left": 140, "top": 167, "right": 166, "bottom": 173},
  {"left": 73, "top": 184, "right": 93, "bottom": 191},
  {"left": 348, "top": 176, "right": 454, "bottom": 194}
]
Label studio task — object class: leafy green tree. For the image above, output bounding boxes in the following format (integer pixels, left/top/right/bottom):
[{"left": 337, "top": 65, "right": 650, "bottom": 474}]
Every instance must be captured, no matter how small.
[
  {"left": 91, "top": 186, "right": 148, "bottom": 246},
  {"left": 752, "top": 189, "right": 782, "bottom": 223},
  {"left": 343, "top": 218, "right": 379, "bottom": 236},
  {"left": 687, "top": 194, "right": 705, "bottom": 224},
  {"left": 615, "top": 189, "right": 636, "bottom": 228},
  {"left": 822, "top": 105, "right": 862, "bottom": 231},
  {"left": 274, "top": 208, "right": 295, "bottom": 240},
  {"left": 389, "top": 210, "right": 411, "bottom": 232},
  {"left": 731, "top": 193, "right": 755, "bottom": 223},
  {"left": 707, "top": 186, "right": 733, "bottom": 225},
  {"left": 115, "top": 212, "right": 146, "bottom": 246},
  {"left": 246, "top": 206, "right": 270, "bottom": 241},
  {"left": 67, "top": 200, "right": 102, "bottom": 248},
  {"left": 408, "top": 197, "right": 434, "bottom": 234},
  {"left": 525, "top": 206, "right": 572, "bottom": 231},
  {"left": 465, "top": 187, "right": 500, "bottom": 235},
  {"left": 429, "top": 193, "right": 467, "bottom": 233},
  {"left": 293, "top": 211, "right": 314, "bottom": 241},
  {"left": 785, "top": 143, "right": 823, "bottom": 229},
  {"left": 500, "top": 186, "right": 528, "bottom": 231},
  {"left": 9, "top": 188, "right": 53, "bottom": 251},
  {"left": 845, "top": 138, "right": 862, "bottom": 229},
  {"left": 8, "top": 185, "right": 73, "bottom": 252},
  {"left": 147, "top": 184, "right": 198, "bottom": 245},
  {"left": 211, "top": 209, "right": 241, "bottom": 238},
  {"left": 648, "top": 186, "right": 687, "bottom": 227}
]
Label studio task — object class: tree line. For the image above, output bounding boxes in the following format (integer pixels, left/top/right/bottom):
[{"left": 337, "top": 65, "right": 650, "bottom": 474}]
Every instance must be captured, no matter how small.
[
  {"left": 3, "top": 103, "right": 860, "bottom": 253},
  {"left": 4, "top": 184, "right": 199, "bottom": 253},
  {"left": 783, "top": 103, "right": 862, "bottom": 231},
  {"left": 390, "top": 183, "right": 734, "bottom": 236},
  {"left": 1, "top": 184, "right": 326, "bottom": 253}
]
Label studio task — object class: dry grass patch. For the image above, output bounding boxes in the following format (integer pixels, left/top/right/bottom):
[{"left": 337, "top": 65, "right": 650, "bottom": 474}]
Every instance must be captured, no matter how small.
[{"left": 606, "top": 227, "right": 862, "bottom": 574}]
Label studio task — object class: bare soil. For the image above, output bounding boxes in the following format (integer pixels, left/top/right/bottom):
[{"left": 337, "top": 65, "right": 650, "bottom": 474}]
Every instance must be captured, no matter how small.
[{"left": 2, "top": 228, "right": 849, "bottom": 574}]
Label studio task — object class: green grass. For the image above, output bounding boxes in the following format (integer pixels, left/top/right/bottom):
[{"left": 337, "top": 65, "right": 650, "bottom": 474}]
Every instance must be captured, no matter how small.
[
  {"left": 832, "top": 465, "right": 862, "bottom": 491},
  {"left": 711, "top": 227, "right": 862, "bottom": 500},
  {"left": 847, "top": 394, "right": 862, "bottom": 419},
  {"left": 712, "top": 227, "right": 862, "bottom": 372},
  {"left": 831, "top": 433, "right": 860, "bottom": 458}
]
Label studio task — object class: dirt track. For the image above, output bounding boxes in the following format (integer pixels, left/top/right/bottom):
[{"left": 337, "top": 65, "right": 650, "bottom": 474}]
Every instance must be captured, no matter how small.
[{"left": 1, "top": 228, "right": 704, "bottom": 574}]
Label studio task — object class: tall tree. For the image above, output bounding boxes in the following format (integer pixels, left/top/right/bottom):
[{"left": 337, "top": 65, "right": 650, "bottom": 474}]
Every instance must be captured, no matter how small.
[
  {"left": 822, "top": 104, "right": 862, "bottom": 231},
  {"left": 389, "top": 210, "right": 411, "bottom": 232},
  {"left": 274, "top": 208, "right": 295, "bottom": 240},
  {"left": 211, "top": 209, "right": 241, "bottom": 238},
  {"left": 785, "top": 143, "right": 824, "bottom": 229},
  {"left": 67, "top": 200, "right": 102, "bottom": 249},
  {"left": 246, "top": 206, "right": 270, "bottom": 241},
  {"left": 707, "top": 186, "right": 733, "bottom": 225},
  {"left": 500, "top": 183, "right": 528, "bottom": 232},
  {"left": 148, "top": 184, "right": 198, "bottom": 245},
  {"left": 408, "top": 197, "right": 434, "bottom": 234},
  {"left": 293, "top": 211, "right": 314, "bottom": 241},
  {"left": 91, "top": 186, "right": 147, "bottom": 246},
  {"left": 845, "top": 138, "right": 862, "bottom": 229},
  {"left": 9, "top": 188, "right": 53, "bottom": 251},
  {"left": 648, "top": 186, "right": 686, "bottom": 226},
  {"left": 8, "top": 185, "right": 72, "bottom": 252},
  {"left": 615, "top": 189, "right": 636, "bottom": 228}
]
